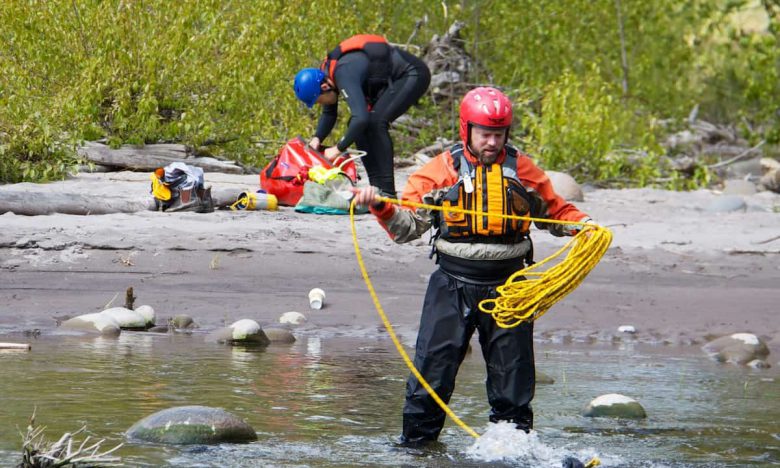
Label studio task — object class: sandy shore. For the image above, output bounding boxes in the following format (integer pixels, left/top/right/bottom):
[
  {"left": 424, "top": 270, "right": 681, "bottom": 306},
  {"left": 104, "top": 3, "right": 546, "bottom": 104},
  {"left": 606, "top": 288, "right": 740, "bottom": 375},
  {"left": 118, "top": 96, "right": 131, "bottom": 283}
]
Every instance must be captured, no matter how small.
[{"left": 1, "top": 170, "right": 779, "bottom": 357}]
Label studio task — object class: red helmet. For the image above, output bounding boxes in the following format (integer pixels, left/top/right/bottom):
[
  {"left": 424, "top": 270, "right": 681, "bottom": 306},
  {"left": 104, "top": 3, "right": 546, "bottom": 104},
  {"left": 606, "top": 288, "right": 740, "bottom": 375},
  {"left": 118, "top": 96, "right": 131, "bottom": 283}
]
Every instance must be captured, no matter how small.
[{"left": 459, "top": 87, "right": 513, "bottom": 145}]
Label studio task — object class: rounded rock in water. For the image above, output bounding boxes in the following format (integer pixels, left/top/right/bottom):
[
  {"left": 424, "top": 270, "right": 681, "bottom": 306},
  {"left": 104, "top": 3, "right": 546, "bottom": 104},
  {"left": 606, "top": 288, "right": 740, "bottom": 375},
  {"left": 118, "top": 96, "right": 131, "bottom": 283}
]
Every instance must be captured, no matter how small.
[
  {"left": 702, "top": 333, "right": 770, "bottom": 365},
  {"left": 60, "top": 312, "right": 121, "bottom": 336},
  {"left": 133, "top": 305, "right": 157, "bottom": 328},
  {"left": 206, "top": 319, "right": 269, "bottom": 345},
  {"left": 126, "top": 405, "right": 257, "bottom": 444},
  {"left": 582, "top": 393, "right": 646, "bottom": 419},
  {"left": 101, "top": 307, "right": 148, "bottom": 330},
  {"left": 262, "top": 326, "right": 296, "bottom": 344}
]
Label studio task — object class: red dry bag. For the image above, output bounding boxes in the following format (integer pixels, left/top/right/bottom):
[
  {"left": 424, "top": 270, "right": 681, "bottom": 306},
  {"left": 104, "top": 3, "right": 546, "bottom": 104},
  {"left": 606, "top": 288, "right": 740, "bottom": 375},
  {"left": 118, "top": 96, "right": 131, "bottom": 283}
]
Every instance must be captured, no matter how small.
[{"left": 260, "top": 137, "right": 359, "bottom": 206}]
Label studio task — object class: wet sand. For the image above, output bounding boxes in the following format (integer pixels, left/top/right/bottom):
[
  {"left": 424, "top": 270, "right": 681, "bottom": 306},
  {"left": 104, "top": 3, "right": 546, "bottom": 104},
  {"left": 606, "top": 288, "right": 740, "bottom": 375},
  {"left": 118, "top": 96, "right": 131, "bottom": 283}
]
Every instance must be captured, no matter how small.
[{"left": 1, "top": 170, "right": 779, "bottom": 357}]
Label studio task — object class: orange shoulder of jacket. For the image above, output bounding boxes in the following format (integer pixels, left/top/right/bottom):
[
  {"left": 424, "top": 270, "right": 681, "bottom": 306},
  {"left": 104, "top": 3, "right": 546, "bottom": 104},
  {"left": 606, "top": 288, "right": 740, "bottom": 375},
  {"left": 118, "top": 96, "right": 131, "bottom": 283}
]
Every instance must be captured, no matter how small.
[{"left": 400, "top": 152, "right": 459, "bottom": 204}]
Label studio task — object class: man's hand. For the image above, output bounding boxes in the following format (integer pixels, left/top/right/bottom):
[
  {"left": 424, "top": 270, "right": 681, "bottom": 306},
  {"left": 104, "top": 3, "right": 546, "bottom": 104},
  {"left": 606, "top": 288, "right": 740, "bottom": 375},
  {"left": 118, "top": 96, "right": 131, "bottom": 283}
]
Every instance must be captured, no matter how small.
[
  {"left": 352, "top": 186, "right": 382, "bottom": 209},
  {"left": 308, "top": 137, "right": 321, "bottom": 151},
  {"left": 564, "top": 217, "right": 596, "bottom": 236},
  {"left": 323, "top": 146, "right": 341, "bottom": 162}
]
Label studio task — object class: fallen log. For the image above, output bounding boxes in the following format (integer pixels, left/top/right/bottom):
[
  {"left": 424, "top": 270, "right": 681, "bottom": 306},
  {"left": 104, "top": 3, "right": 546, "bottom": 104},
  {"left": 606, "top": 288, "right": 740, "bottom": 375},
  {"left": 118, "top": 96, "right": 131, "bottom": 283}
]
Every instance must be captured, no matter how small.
[
  {"left": 0, "top": 191, "right": 154, "bottom": 215},
  {"left": 0, "top": 342, "right": 31, "bottom": 350},
  {"left": 78, "top": 141, "right": 245, "bottom": 174},
  {"left": 0, "top": 188, "right": 247, "bottom": 216}
]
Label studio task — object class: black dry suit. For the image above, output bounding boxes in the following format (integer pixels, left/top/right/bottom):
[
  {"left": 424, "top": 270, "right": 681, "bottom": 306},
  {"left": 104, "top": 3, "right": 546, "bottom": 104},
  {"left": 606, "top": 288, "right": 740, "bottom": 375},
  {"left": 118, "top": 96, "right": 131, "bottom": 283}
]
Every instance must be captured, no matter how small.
[
  {"left": 401, "top": 146, "right": 536, "bottom": 444},
  {"left": 315, "top": 35, "right": 431, "bottom": 196}
]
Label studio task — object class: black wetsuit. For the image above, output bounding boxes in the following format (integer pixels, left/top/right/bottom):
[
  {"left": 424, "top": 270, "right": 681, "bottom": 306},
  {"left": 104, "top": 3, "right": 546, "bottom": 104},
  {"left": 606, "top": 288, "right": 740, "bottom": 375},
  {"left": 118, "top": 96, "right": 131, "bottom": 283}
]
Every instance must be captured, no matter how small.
[{"left": 315, "top": 47, "right": 430, "bottom": 196}]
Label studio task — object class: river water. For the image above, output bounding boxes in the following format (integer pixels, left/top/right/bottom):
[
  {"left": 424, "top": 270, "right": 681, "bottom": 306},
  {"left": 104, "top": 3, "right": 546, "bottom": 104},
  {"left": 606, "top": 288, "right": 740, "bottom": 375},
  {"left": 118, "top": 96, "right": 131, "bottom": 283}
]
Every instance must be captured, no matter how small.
[{"left": 0, "top": 332, "right": 777, "bottom": 467}]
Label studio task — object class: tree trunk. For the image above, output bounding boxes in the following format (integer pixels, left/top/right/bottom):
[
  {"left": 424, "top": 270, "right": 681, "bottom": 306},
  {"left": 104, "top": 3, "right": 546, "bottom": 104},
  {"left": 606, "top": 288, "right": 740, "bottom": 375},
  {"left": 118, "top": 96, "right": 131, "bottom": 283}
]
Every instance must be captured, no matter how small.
[{"left": 78, "top": 142, "right": 245, "bottom": 174}]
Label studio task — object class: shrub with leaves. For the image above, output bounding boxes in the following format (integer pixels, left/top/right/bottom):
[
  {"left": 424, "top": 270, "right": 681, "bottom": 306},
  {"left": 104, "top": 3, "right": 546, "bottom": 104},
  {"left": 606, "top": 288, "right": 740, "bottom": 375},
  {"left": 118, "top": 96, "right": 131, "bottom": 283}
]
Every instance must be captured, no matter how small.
[{"left": 521, "top": 68, "right": 663, "bottom": 186}]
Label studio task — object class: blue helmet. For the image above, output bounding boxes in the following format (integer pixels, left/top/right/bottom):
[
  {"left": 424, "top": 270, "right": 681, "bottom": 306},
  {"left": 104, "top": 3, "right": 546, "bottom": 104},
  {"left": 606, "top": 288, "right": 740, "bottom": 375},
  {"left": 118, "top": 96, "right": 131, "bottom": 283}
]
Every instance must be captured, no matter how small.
[{"left": 294, "top": 68, "right": 326, "bottom": 108}]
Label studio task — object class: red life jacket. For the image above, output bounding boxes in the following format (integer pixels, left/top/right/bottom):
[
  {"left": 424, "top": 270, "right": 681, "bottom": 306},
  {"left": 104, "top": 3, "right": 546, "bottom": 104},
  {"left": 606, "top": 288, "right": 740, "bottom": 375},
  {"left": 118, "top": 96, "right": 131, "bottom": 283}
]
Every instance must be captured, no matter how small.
[{"left": 320, "top": 34, "right": 392, "bottom": 100}]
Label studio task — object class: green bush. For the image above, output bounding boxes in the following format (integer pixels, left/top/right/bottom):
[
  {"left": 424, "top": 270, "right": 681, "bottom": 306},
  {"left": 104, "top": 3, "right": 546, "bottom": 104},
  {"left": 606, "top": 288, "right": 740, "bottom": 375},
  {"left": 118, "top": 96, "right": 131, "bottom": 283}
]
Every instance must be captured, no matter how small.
[
  {"left": 521, "top": 68, "right": 662, "bottom": 186},
  {"left": 0, "top": 0, "right": 777, "bottom": 188}
]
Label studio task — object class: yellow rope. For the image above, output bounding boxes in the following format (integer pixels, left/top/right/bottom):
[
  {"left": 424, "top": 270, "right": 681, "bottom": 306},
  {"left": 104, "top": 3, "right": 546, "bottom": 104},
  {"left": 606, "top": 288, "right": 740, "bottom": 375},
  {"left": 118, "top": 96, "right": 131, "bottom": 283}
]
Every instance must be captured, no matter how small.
[
  {"left": 350, "top": 195, "right": 609, "bottom": 468},
  {"left": 373, "top": 196, "right": 612, "bottom": 328},
  {"left": 349, "top": 200, "right": 481, "bottom": 439}
]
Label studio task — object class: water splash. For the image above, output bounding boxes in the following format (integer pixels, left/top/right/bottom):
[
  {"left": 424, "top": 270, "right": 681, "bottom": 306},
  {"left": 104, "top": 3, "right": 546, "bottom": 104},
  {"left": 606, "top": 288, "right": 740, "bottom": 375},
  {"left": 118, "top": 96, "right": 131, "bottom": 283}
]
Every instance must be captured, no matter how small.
[{"left": 466, "top": 421, "right": 590, "bottom": 467}]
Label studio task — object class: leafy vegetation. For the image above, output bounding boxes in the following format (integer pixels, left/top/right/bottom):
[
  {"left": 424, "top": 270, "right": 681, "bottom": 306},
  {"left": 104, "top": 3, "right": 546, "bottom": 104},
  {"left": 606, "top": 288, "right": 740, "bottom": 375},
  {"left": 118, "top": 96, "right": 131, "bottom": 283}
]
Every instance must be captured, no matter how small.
[{"left": 0, "top": 0, "right": 777, "bottom": 186}]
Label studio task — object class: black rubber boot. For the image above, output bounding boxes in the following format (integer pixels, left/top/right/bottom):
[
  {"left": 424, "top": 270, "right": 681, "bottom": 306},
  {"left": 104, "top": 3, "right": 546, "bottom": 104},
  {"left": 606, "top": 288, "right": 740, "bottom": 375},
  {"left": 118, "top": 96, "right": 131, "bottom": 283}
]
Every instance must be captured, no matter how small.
[{"left": 562, "top": 456, "right": 585, "bottom": 468}]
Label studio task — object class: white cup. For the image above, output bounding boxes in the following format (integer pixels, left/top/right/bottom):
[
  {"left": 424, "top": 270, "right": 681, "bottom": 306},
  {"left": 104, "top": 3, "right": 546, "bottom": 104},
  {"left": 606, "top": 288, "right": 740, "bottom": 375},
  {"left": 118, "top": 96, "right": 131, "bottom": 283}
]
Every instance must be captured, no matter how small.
[{"left": 308, "top": 288, "right": 326, "bottom": 310}]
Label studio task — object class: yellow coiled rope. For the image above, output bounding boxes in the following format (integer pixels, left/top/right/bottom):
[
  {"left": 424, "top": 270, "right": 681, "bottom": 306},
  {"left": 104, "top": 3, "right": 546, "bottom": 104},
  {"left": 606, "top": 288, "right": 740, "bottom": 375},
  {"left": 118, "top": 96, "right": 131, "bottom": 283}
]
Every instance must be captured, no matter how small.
[{"left": 349, "top": 196, "right": 607, "bottom": 467}]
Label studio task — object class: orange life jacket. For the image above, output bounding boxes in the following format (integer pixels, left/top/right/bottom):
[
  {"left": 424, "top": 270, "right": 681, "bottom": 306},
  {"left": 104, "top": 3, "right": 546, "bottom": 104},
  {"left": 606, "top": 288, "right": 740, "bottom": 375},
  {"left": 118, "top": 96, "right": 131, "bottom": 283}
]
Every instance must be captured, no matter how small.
[
  {"left": 437, "top": 144, "right": 536, "bottom": 244},
  {"left": 320, "top": 34, "right": 392, "bottom": 98}
]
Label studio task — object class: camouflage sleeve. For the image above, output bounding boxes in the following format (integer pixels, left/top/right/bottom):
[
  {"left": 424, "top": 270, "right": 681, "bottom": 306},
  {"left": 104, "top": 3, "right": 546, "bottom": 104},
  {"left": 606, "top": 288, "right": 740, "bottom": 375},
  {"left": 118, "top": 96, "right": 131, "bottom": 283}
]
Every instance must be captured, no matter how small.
[
  {"left": 374, "top": 204, "right": 433, "bottom": 244},
  {"left": 369, "top": 152, "right": 458, "bottom": 243}
]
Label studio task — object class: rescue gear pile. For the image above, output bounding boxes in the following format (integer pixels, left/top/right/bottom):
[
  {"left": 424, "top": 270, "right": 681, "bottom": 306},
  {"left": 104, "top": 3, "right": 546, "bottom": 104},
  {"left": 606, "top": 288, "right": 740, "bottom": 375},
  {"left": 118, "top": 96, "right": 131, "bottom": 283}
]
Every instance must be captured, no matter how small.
[
  {"left": 260, "top": 137, "right": 358, "bottom": 206},
  {"left": 349, "top": 197, "right": 611, "bottom": 445},
  {"left": 149, "top": 162, "right": 214, "bottom": 213}
]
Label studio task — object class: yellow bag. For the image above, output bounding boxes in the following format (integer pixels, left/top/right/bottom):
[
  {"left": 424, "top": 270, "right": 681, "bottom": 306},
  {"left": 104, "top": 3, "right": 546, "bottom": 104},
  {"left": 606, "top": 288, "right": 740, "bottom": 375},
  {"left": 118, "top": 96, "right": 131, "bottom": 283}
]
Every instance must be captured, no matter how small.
[{"left": 149, "top": 172, "right": 171, "bottom": 201}]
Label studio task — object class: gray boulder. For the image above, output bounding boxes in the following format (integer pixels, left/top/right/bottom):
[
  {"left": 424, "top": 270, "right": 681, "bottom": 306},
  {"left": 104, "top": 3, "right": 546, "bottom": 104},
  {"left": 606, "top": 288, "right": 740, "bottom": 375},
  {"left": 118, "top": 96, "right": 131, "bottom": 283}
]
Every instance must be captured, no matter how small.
[
  {"left": 171, "top": 314, "right": 196, "bottom": 329},
  {"left": 262, "top": 327, "right": 296, "bottom": 344},
  {"left": 704, "top": 195, "right": 746, "bottom": 213},
  {"left": 723, "top": 179, "right": 757, "bottom": 196},
  {"left": 101, "top": 307, "right": 148, "bottom": 330},
  {"left": 126, "top": 406, "right": 257, "bottom": 444},
  {"left": 134, "top": 305, "right": 157, "bottom": 328},
  {"left": 536, "top": 370, "right": 555, "bottom": 385},
  {"left": 583, "top": 393, "right": 646, "bottom": 419},
  {"left": 702, "top": 333, "right": 770, "bottom": 365},
  {"left": 60, "top": 312, "right": 121, "bottom": 337},
  {"left": 546, "top": 171, "right": 584, "bottom": 202},
  {"left": 206, "top": 319, "right": 269, "bottom": 345}
]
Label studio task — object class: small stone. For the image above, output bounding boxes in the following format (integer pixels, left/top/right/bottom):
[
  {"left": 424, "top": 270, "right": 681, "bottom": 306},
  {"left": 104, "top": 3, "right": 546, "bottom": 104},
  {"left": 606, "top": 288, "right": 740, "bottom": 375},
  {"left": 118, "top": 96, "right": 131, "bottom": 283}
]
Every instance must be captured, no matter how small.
[
  {"left": 171, "top": 314, "right": 195, "bottom": 329},
  {"left": 206, "top": 319, "right": 269, "bottom": 345},
  {"left": 536, "top": 370, "right": 555, "bottom": 385},
  {"left": 704, "top": 195, "right": 747, "bottom": 213},
  {"left": 279, "top": 311, "right": 307, "bottom": 325},
  {"left": 262, "top": 327, "right": 296, "bottom": 344},
  {"left": 583, "top": 393, "right": 646, "bottom": 419},
  {"left": 747, "top": 359, "right": 771, "bottom": 369}
]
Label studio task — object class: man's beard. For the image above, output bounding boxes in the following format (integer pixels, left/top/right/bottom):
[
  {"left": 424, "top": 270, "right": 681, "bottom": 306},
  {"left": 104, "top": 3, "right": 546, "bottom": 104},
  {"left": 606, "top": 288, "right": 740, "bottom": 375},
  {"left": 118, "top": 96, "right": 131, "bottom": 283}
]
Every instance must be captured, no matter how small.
[{"left": 476, "top": 147, "right": 500, "bottom": 164}]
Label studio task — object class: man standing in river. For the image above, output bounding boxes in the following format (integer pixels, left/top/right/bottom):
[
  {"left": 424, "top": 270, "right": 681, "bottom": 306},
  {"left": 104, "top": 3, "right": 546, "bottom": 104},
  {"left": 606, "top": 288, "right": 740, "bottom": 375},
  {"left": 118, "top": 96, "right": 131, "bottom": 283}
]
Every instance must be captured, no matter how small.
[{"left": 354, "top": 86, "right": 593, "bottom": 445}]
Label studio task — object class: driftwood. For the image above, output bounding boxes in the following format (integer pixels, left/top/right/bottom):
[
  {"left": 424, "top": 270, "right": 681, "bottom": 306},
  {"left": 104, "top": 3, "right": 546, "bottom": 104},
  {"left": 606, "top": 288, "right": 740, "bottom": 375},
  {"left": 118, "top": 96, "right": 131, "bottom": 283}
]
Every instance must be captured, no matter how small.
[
  {"left": 0, "top": 342, "right": 30, "bottom": 350},
  {"left": 0, "top": 191, "right": 154, "bottom": 215},
  {"left": 0, "top": 187, "right": 245, "bottom": 216},
  {"left": 422, "top": 21, "right": 477, "bottom": 104},
  {"left": 19, "top": 409, "right": 122, "bottom": 467},
  {"left": 78, "top": 141, "right": 245, "bottom": 174}
]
